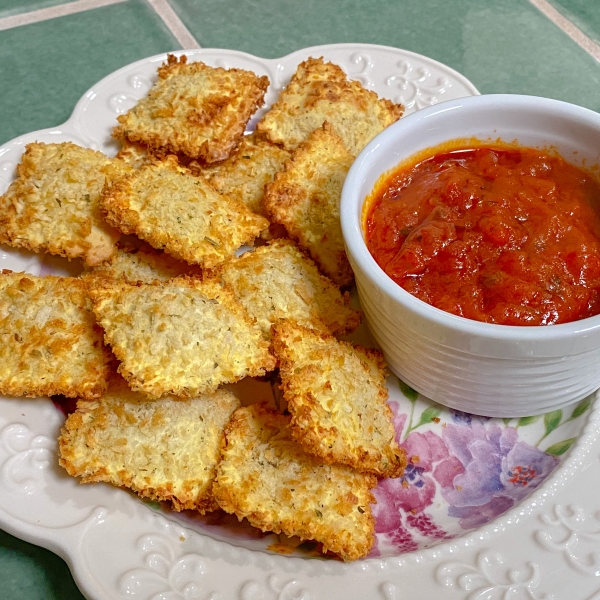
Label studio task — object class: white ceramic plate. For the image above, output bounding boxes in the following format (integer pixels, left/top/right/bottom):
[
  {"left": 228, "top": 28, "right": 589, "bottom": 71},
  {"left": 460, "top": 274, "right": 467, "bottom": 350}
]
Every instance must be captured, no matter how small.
[{"left": 1, "top": 44, "right": 600, "bottom": 600}]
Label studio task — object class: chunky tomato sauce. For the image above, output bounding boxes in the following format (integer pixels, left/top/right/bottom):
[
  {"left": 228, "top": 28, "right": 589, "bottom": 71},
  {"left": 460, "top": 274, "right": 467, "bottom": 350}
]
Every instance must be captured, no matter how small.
[{"left": 365, "top": 145, "right": 600, "bottom": 325}]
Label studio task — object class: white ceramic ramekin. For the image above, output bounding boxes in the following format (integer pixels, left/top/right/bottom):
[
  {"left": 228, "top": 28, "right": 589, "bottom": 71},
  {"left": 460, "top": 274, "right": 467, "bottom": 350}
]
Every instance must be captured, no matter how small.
[{"left": 341, "top": 94, "right": 600, "bottom": 417}]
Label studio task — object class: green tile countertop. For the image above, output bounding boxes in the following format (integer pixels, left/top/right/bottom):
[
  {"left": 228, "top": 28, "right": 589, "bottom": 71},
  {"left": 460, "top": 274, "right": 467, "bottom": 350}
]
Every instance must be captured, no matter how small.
[{"left": 1, "top": 0, "right": 600, "bottom": 598}]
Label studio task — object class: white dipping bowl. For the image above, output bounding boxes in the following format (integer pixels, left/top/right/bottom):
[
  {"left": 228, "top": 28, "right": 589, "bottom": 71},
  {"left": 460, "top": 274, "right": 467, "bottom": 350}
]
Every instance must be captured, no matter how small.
[{"left": 341, "top": 94, "right": 600, "bottom": 418}]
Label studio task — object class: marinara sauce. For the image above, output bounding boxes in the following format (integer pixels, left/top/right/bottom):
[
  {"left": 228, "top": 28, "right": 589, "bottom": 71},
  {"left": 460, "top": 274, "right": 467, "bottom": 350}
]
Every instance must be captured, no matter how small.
[{"left": 365, "top": 145, "right": 600, "bottom": 325}]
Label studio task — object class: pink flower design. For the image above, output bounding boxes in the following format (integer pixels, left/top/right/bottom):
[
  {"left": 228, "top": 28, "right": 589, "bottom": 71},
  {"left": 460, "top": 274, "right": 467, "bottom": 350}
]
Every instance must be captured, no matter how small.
[
  {"left": 434, "top": 422, "right": 559, "bottom": 529},
  {"left": 373, "top": 399, "right": 561, "bottom": 554},
  {"left": 406, "top": 512, "right": 454, "bottom": 540},
  {"left": 388, "top": 522, "right": 419, "bottom": 553},
  {"left": 374, "top": 406, "right": 452, "bottom": 551},
  {"left": 374, "top": 428, "right": 449, "bottom": 524}
]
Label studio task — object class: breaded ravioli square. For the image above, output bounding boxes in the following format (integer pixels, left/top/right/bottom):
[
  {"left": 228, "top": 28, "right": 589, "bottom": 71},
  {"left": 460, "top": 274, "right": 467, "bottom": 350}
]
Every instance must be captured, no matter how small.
[
  {"left": 213, "top": 402, "right": 377, "bottom": 561},
  {"left": 263, "top": 123, "right": 354, "bottom": 287},
  {"left": 256, "top": 57, "right": 403, "bottom": 155},
  {"left": 272, "top": 321, "right": 406, "bottom": 478},
  {"left": 100, "top": 155, "right": 268, "bottom": 269},
  {"left": 88, "top": 240, "right": 200, "bottom": 284},
  {"left": 88, "top": 277, "right": 275, "bottom": 398},
  {"left": 0, "top": 272, "right": 111, "bottom": 399},
  {"left": 201, "top": 132, "right": 290, "bottom": 216},
  {"left": 0, "top": 142, "right": 125, "bottom": 266},
  {"left": 113, "top": 54, "right": 269, "bottom": 163},
  {"left": 59, "top": 378, "right": 240, "bottom": 512},
  {"left": 210, "top": 239, "right": 360, "bottom": 337}
]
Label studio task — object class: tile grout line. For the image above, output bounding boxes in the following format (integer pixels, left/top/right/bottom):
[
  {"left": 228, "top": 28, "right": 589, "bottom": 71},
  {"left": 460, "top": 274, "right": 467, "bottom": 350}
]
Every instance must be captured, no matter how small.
[
  {"left": 529, "top": 0, "right": 600, "bottom": 63},
  {"left": 0, "top": 0, "right": 127, "bottom": 32},
  {"left": 145, "top": 0, "right": 200, "bottom": 49}
]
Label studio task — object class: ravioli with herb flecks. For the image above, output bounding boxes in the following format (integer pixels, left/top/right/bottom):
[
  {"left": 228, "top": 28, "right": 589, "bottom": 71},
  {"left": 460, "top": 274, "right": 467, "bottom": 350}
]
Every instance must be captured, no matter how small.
[
  {"left": 256, "top": 56, "right": 403, "bottom": 155},
  {"left": 272, "top": 320, "right": 406, "bottom": 478},
  {"left": 113, "top": 54, "right": 269, "bottom": 163},
  {"left": 0, "top": 272, "right": 111, "bottom": 399},
  {"left": 264, "top": 123, "right": 354, "bottom": 287},
  {"left": 210, "top": 238, "right": 360, "bottom": 337},
  {"left": 0, "top": 142, "right": 126, "bottom": 266},
  {"left": 59, "top": 378, "right": 240, "bottom": 512},
  {"left": 213, "top": 402, "right": 377, "bottom": 561},
  {"left": 87, "top": 276, "right": 276, "bottom": 398},
  {"left": 100, "top": 155, "right": 268, "bottom": 269}
]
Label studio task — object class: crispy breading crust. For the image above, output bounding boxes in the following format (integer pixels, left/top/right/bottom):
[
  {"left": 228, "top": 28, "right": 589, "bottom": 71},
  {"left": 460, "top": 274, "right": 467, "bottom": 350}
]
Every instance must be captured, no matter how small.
[
  {"left": 87, "top": 240, "right": 201, "bottom": 284},
  {"left": 263, "top": 123, "right": 354, "bottom": 287},
  {"left": 113, "top": 54, "right": 269, "bottom": 163},
  {"left": 0, "top": 142, "right": 125, "bottom": 266},
  {"left": 256, "top": 57, "right": 404, "bottom": 155},
  {"left": 116, "top": 139, "right": 199, "bottom": 172},
  {"left": 87, "top": 277, "right": 276, "bottom": 398},
  {"left": 0, "top": 271, "right": 111, "bottom": 399},
  {"left": 100, "top": 155, "right": 269, "bottom": 268},
  {"left": 59, "top": 378, "right": 240, "bottom": 512},
  {"left": 201, "top": 132, "right": 290, "bottom": 216},
  {"left": 213, "top": 402, "right": 377, "bottom": 561},
  {"left": 209, "top": 239, "right": 360, "bottom": 337},
  {"left": 115, "top": 140, "right": 158, "bottom": 170},
  {"left": 272, "top": 321, "right": 406, "bottom": 478}
]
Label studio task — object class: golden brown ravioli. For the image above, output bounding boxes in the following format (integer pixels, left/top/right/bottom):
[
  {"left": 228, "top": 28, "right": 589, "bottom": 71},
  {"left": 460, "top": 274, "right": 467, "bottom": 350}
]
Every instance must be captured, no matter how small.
[
  {"left": 264, "top": 123, "right": 354, "bottom": 287},
  {"left": 201, "top": 132, "right": 290, "bottom": 216},
  {"left": 88, "top": 276, "right": 276, "bottom": 398},
  {"left": 0, "top": 142, "right": 126, "bottom": 266},
  {"left": 210, "top": 238, "right": 360, "bottom": 337},
  {"left": 0, "top": 271, "right": 111, "bottom": 399},
  {"left": 100, "top": 155, "right": 268, "bottom": 269},
  {"left": 272, "top": 320, "right": 406, "bottom": 478},
  {"left": 257, "top": 56, "right": 403, "bottom": 155},
  {"left": 213, "top": 402, "right": 377, "bottom": 561},
  {"left": 114, "top": 54, "right": 269, "bottom": 163},
  {"left": 59, "top": 377, "right": 240, "bottom": 512}
]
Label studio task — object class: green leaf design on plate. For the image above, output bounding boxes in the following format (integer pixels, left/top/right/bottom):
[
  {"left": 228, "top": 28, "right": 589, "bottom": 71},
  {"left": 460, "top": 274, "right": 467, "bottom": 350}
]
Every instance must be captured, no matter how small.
[
  {"left": 415, "top": 406, "right": 441, "bottom": 428},
  {"left": 543, "top": 410, "right": 563, "bottom": 436},
  {"left": 545, "top": 437, "right": 576, "bottom": 456},
  {"left": 570, "top": 395, "right": 593, "bottom": 420},
  {"left": 399, "top": 379, "right": 419, "bottom": 402},
  {"left": 503, "top": 418, "right": 512, "bottom": 425},
  {"left": 517, "top": 415, "right": 541, "bottom": 428}
]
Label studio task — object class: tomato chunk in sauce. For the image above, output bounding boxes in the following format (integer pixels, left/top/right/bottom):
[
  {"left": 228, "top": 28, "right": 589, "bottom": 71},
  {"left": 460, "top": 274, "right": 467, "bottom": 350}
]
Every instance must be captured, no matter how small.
[{"left": 365, "top": 145, "right": 600, "bottom": 325}]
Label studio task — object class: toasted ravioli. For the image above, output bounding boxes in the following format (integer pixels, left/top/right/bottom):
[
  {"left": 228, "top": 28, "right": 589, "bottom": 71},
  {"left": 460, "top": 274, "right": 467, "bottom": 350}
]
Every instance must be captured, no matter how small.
[
  {"left": 113, "top": 54, "right": 269, "bottom": 163},
  {"left": 0, "top": 142, "right": 125, "bottom": 266},
  {"left": 116, "top": 139, "right": 196, "bottom": 171},
  {"left": 88, "top": 240, "right": 200, "bottom": 284},
  {"left": 100, "top": 155, "right": 268, "bottom": 268},
  {"left": 263, "top": 123, "right": 354, "bottom": 287},
  {"left": 88, "top": 277, "right": 275, "bottom": 398},
  {"left": 115, "top": 140, "right": 158, "bottom": 170},
  {"left": 211, "top": 239, "right": 360, "bottom": 337},
  {"left": 272, "top": 321, "right": 406, "bottom": 478},
  {"left": 59, "top": 378, "right": 240, "bottom": 512},
  {"left": 213, "top": 402, "right": 376, "bottom": 561},
  {"left": 0, "top": 272, "right": 111, "bottom": 399},
  {"left": 202, "top": 133, "right": 290, "bottom": 216},
  {"left": 256, "top": 57, "right": 403, "bottom": 155}
]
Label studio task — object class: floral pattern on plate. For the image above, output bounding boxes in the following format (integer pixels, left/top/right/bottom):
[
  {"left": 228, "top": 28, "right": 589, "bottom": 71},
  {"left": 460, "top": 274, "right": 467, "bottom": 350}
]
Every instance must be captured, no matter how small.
[{"left": 370, "top": 380, "right": 590, "bottom": 557}]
